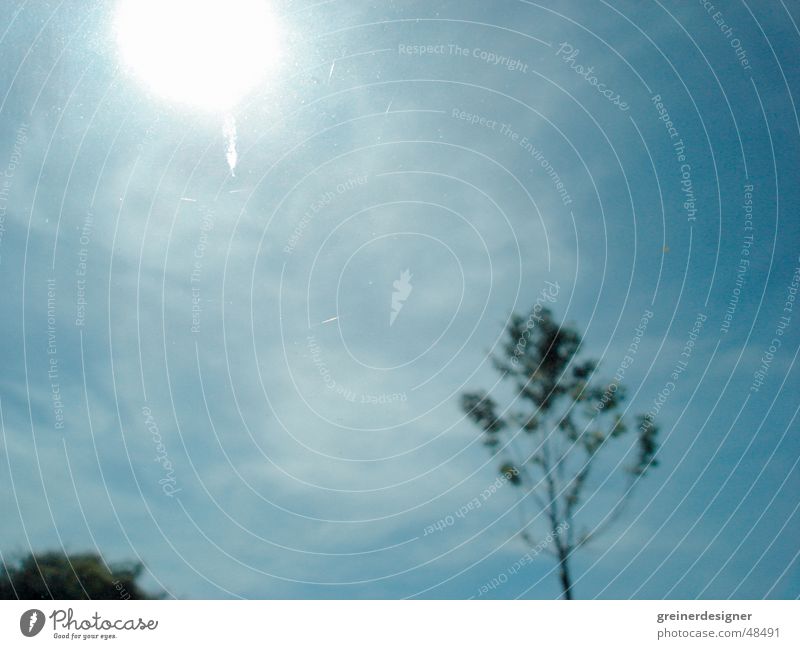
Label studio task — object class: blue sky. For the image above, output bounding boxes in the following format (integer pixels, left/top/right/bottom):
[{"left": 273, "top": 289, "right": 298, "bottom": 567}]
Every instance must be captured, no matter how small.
[{"left": 0, "top": 0, "right": 798, "bottom": 598}]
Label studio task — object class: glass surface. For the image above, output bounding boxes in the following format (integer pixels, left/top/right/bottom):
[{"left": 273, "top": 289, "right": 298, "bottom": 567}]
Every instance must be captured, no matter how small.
[{"left": 0, "top": 0, "right": 797, "bottom": 600}]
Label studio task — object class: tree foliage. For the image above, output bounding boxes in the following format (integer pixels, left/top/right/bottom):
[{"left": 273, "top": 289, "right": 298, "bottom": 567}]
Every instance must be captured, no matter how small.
[
  {"left": 461, "top": 307, "right": 658, "bottom": 599},
  {"left": 0, "top": 551, "right": 158, "bottom": 599}
]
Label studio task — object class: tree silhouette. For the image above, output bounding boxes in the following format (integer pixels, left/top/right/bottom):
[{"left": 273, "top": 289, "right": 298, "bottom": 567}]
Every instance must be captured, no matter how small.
[
  {"left": 0, "top": 551, "right": 159, "bottom": 599},
  {"left": 461, "top": 307, "right": 658, "bottom": 599}
]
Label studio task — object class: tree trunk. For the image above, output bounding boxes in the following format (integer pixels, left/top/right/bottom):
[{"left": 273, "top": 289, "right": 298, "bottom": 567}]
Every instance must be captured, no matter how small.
[{"left": 557, "top": 546, "right": 573, "bottom": 600}]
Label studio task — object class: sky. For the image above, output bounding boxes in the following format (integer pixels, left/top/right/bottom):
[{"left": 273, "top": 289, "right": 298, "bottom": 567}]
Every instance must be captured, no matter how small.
[{"left": 0, "top": 0, "right": 798, "bottom": 599}]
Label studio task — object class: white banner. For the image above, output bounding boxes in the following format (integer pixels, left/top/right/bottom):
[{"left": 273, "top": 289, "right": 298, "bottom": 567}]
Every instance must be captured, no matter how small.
[{"left": 0, "top": 600, "right": 796, "bottom": 647}]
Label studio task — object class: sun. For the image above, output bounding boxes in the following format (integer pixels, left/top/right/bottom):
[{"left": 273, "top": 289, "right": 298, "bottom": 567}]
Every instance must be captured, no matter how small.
[{"left": 115, "top": 0, "right": 282, "bottom": 112}]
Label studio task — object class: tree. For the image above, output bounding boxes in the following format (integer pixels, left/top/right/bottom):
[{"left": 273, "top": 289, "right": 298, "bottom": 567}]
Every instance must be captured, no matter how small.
[
  {"left": 461, "top": 307, "right": 658, "bottom": 599},
  {"left": 0, "top": 551, "right": 159, "bottom": 599}
]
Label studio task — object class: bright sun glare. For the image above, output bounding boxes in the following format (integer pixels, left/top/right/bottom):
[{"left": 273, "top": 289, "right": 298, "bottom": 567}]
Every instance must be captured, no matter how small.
[{"left": 115, "top": 0, "right": 282, "bottom": 112}]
